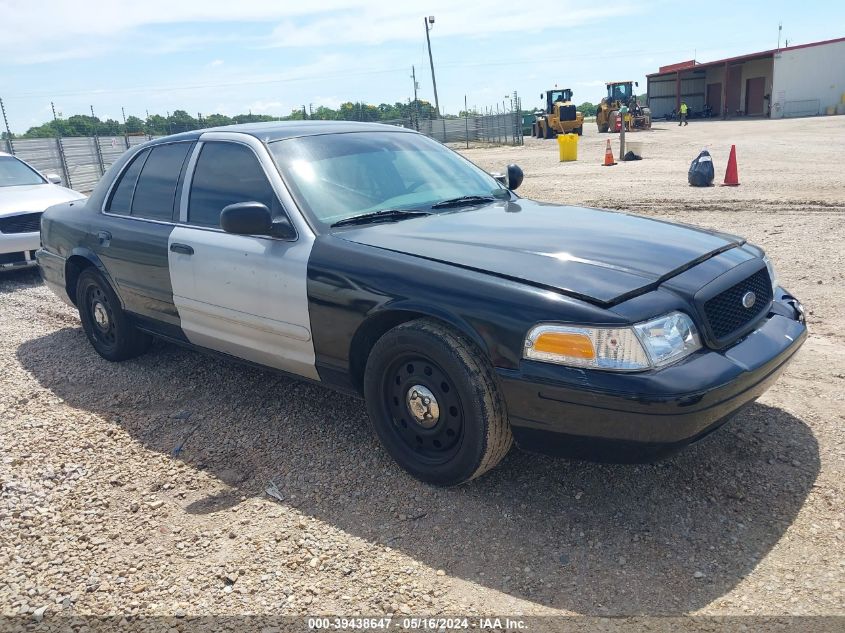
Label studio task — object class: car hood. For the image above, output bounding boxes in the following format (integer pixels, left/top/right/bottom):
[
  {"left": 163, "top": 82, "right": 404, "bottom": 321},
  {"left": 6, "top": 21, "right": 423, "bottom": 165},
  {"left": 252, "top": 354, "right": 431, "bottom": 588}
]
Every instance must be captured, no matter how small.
[
  {"left": 0, "top": 184, "right": 86, "bottom": 217},
  {"left": 335, "top": 199, "right": 744, "bottom": 305}
]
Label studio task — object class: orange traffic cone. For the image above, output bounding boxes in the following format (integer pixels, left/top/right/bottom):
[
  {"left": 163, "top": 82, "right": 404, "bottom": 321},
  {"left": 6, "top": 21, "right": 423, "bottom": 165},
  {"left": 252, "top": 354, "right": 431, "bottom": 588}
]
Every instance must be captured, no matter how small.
[
  {"left": 722, "top": 144, "right": 740, "bottom": 186},
  {"left": 602, "top": 139, "right": 616, "bottom": 166}
]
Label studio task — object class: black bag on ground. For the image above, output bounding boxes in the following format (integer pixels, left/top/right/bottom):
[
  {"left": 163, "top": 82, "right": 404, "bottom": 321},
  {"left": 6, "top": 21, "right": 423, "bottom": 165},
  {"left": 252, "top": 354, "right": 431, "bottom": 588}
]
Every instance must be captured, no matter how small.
[{"left": 688, "top": 149, "right": 715, "bottom": 187}]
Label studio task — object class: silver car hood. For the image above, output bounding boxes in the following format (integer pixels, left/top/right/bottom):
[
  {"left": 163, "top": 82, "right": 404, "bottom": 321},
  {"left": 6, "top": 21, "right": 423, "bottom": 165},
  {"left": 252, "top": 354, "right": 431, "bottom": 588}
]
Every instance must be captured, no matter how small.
[{"left": 0, "top": 184, "right": 86, "bottom": 217}]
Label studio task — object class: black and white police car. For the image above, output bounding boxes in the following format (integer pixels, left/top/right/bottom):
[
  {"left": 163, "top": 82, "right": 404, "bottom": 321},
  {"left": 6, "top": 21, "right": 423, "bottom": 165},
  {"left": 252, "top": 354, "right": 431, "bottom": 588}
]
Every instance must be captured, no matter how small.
[{"left": 38, "top": 122, "right": 806, "bottom": 485}]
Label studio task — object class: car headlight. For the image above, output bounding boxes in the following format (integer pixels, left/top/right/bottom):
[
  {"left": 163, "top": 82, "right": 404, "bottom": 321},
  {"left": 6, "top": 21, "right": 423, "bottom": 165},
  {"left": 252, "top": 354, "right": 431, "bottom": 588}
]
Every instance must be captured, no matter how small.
[
  {"left": 763, "top": 255, "right": 778, "bottom": 293},
  {"left": 524, "top": 311, "right": 701, "bottom": 371}
]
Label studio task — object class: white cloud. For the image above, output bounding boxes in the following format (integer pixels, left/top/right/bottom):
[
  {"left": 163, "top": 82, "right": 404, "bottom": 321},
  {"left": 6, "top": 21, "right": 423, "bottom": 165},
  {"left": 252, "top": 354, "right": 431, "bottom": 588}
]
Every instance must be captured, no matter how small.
[
  {"left": 208, "top": 59, "right": 225, "bottom": 67},
  {"left": 310, "top": 96, "right": 344, "bottom": 110},
  {"left": 245, "top": 99, "right": 285, "bottom": 113},
  {"left": 265, "top": 3, "right": 630, "bottom": 48},
  {"left": 1, "top": 1, "right": 630, "bottom": 62}
]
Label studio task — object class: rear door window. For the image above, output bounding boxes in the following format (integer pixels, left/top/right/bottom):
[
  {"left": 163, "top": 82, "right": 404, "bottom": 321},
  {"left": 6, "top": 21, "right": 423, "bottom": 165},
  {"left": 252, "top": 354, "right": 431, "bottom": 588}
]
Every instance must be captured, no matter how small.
[
  {"left": 188, "top": 142, "right": 278, "bottom": 227},
  {"left": 130, "top": 142, "right": 193, "bottom": 221},
  {"left": 106, "top": 149, "right": 149, "bottom": 215}
]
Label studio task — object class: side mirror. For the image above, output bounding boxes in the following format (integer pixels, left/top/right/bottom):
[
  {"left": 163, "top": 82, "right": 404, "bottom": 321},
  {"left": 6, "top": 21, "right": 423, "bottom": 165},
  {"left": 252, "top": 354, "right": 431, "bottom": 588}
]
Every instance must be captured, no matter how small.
[
  {"left": 220, "top": 202, "right": 296, "bottom": 239},
  {"left": 269, "top": 216, "right": 296, "bottom": 240},
  {"left": 220, "top": 202, "right": 272, "bottom": 235},
  {"left": 506, "top": 164, "right": 524, "bottom": 191},
  {"left": 635, "top": 81, "right": 639, "bottom": 87},
  {"left": 45, "top": 173, "right": 62, "bottom": 185}
]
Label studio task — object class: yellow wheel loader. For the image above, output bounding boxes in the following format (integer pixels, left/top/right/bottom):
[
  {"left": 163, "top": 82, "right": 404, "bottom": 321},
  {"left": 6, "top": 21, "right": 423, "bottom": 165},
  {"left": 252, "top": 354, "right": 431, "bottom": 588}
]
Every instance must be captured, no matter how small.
[
  {"left": 533, "top": 89, "right": 584, "bottom": 139},
  {"left": 596, "top": 81, "right": 651, "bottom": 133}
]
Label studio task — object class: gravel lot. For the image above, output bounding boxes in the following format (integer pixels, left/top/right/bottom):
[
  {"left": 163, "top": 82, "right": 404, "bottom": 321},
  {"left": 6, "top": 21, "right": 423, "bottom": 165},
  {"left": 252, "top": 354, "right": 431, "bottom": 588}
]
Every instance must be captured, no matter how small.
[{"left": 1, "top": 116, "right": 843, "bottom": 624}]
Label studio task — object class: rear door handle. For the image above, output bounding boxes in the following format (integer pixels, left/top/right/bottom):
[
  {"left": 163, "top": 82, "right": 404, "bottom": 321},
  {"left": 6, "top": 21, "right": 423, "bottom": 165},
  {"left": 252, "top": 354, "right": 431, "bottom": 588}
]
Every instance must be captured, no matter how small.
[
  {"left": 170, "top": 243, "right": 194, "bottom": 255},
  {"left": 97, "top": 231, "right": 111, "bottom": 246}
]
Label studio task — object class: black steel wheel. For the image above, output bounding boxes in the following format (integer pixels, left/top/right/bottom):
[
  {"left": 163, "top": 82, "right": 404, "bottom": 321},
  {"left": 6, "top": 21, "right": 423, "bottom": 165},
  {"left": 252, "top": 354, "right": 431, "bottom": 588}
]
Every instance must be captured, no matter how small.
[
  {"left": 76, "top": 268, "right": 151, "bottom": 361},
  {"left": 383, "top": 353, "right": 465, "bottom": 464},
  {"left": 363, "top": 319, "right": 512, "bottom": 486}
]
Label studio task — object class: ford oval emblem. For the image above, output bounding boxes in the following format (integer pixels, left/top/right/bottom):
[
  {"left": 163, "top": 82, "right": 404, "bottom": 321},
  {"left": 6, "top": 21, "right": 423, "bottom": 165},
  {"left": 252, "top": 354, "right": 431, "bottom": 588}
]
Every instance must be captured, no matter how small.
[{"left": 742, "top": 291, "right": 757, "bottom": 309}]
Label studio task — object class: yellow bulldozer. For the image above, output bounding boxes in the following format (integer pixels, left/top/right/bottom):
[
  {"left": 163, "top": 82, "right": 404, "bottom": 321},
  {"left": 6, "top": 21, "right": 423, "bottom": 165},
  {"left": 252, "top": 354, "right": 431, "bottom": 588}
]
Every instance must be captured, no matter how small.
[
  {"left": 596, "top": 81, "right": 652, "bottom": 133},
  {"left": 533, "top": 88, "right": 584, "bottom": 138}
]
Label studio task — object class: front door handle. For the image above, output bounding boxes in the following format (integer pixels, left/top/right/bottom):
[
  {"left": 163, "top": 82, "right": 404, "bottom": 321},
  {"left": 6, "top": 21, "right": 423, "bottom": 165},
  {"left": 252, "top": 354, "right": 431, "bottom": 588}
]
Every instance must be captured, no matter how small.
[
  {"left": 170, "top": 243, "right": 194, "bottom": 255},
  {"left": 97, "top": 231, "right": 111, "bottom": 246}
]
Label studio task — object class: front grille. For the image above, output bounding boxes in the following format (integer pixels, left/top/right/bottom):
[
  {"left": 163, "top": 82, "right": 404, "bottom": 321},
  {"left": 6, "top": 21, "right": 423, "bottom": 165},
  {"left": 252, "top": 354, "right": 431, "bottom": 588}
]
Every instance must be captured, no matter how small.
[
  {"left": 0, "top": 212, "right": 42, "bottom": 234},
  {"left": 0, "top": 250, "right": 34, "bottom": 266},
  {"left": 559, "top": 104, "right": 577, "bottom": 122},
  {"left": 703, "top": 268, "right": 773, "bottom": 341}
]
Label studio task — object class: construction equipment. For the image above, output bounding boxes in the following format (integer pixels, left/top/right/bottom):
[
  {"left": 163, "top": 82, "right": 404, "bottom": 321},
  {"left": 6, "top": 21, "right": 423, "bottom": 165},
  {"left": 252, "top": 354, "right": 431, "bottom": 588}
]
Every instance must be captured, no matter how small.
[
  {"left": 533, "top": 88, "right": 584, "bottom": 139},
  {"left": 596, "top": 81, "right": 652, "bottom": 133}
]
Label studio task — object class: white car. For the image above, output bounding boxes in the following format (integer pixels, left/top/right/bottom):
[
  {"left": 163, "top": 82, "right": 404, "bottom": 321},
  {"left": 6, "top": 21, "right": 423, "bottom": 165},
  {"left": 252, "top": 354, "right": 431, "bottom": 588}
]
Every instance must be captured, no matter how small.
[{"left": 0, "top": 151, "right": 86, "bottom": 271}]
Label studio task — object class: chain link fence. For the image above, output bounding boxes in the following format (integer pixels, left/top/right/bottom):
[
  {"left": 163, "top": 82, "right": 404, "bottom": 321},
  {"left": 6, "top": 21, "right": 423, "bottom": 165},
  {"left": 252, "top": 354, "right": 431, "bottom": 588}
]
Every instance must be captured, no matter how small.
[
  {"left": 3, "top": 135, "right": 156, "bottom": 193},
  {"left": 3, "top": 109, "right": 523, "bottom": 194},
  {"left": 384, "top": 111, "right": 523, "bottom": 147}
]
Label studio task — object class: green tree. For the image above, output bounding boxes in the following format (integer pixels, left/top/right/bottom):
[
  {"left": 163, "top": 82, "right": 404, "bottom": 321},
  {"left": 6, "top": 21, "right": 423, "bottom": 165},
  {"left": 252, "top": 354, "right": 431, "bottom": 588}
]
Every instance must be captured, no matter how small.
[
  {"left": 145, "top": 114, "right": 168, "bottom": 136},
  {"left": 577, "top": 101, "right": 597, "bottom": 117},
  {"left": 124, "top": 116, "right": 145, "bottom": 134},
  {"left": 202, "top": 113, "right": 234, "bottom": 128}
]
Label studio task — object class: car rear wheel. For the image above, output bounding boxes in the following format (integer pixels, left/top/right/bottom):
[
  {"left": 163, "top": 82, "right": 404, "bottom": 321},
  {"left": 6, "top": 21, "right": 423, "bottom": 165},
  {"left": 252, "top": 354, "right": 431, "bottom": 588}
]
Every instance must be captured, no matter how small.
[
  {"left": 363, "top": 319, "right": 512, "bottom": 486},
  {"left": 76, "top": 268, "right": 151, "bottom": 361}
]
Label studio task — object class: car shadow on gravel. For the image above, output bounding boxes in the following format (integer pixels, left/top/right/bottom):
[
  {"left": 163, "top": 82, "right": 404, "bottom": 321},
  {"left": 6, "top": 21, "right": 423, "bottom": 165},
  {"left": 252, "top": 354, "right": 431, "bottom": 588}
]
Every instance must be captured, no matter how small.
[
  {"left": 17, "top": 329, "right": 819, "bottom": 615},
  {"left": 0, "top": 267, "right": 41, "bottom": 294}
]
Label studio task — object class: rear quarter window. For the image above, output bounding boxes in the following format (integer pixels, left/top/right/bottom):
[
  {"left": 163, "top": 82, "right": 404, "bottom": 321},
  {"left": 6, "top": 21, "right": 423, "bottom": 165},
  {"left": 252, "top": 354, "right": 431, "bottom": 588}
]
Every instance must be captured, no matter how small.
[
  {"left": 131, "top": 142, "right": 193, "bottom": 221},
  {"left": 106, "top": 149, "right": 149, "bottom": 215}
]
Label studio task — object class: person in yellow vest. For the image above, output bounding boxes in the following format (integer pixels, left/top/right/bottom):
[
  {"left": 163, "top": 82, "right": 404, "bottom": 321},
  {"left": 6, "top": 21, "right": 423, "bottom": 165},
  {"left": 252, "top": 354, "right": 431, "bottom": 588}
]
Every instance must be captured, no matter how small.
[{"left": 679, "top": 101, "right": 689, "bottom": 126}]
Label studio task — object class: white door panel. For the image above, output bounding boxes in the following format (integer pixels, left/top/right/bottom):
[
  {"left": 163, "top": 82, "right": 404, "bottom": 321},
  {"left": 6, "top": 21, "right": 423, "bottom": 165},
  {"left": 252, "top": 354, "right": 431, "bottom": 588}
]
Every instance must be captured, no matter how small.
[{"left": 168, "top": 225, "right": 318, "bottom": 379}]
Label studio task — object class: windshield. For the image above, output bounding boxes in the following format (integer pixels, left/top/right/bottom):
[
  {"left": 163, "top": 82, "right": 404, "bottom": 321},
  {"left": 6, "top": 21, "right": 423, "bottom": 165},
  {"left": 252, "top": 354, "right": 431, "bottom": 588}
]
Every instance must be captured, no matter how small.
[
  {"left": 0, "top": 156, "right": 46, "bottom": 187},
  {"left": 269, "top": 131, "right": 508, "bottom": 229},
  {"left": 609, "top": 83, "right": 633, "bottom": 102}
]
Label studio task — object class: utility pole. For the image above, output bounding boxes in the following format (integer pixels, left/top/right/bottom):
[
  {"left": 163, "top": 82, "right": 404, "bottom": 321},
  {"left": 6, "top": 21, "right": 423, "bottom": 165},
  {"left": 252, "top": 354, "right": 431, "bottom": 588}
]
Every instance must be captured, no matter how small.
[
  {"left": 121, "top": 107, "right": 127, "bottom": 124},
  {"left": 464, "top": 95, "right": 469, "bottom": 149},
  {"left": 0, "top": 97, "right": 12, "bottom": 147},
  {"left": 424, "top": 16, "right": 440, "bottom": 118},
  {"left": 51, "top": 102, "right": 59, "bottom": 122},
  {"left": 777, "top": 23, "right": 782, "bottom": 50},
  {"left": 411, "top": 66, "right": 420, "bottom": 130}
]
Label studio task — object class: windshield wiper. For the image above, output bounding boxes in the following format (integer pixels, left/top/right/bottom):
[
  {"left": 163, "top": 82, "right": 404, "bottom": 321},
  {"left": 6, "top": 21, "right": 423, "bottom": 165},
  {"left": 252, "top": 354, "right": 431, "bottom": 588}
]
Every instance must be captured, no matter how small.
[
  {"left": 331, "top": 209, "right": 432, "bottom": 228},
  {"left": 430, "top": 195, "right": 499, "bottom": 209}
]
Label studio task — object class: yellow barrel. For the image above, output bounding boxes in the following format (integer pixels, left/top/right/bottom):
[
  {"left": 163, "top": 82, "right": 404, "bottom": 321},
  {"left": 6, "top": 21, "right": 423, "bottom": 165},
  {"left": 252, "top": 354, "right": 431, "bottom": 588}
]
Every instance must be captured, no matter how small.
[{"left": 557, "top": 133, "right": 578, "bottom": 162}]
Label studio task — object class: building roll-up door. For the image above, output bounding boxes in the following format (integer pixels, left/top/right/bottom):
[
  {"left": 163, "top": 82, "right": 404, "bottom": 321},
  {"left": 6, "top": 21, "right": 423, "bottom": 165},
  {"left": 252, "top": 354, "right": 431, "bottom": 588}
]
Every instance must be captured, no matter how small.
[
  {"left": 745, "top": 77, "right": 765, "bottom": 115},
  {"left": 706, "top": 83, "right": 722, "bottom": 115},
  {"left": 726, "top": 66, "right": 742, "bottom": 114}
]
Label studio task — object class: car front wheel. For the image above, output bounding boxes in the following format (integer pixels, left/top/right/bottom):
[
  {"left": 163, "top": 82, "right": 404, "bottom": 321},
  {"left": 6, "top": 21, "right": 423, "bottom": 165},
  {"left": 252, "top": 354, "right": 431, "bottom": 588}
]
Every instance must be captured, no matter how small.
[
  {"left": 363, "top": 319, "right": 512, "bottom": 486},
  {"left": 76, "top": 268, "right": 151, "bottom": 361}
]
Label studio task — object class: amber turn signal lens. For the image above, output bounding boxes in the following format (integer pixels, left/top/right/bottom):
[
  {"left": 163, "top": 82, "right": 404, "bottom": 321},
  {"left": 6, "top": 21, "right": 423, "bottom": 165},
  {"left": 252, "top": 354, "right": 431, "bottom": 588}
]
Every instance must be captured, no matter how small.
[{"left": 532, "top": 332, "right": 595, "bottom": 359}]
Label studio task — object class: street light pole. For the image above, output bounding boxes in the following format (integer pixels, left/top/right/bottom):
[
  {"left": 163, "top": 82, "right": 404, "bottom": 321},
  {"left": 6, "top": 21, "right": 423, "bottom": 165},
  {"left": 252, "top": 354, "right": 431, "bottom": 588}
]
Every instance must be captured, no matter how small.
[{"left": 424, "top": 16, "right": 440, "bottom": 118}]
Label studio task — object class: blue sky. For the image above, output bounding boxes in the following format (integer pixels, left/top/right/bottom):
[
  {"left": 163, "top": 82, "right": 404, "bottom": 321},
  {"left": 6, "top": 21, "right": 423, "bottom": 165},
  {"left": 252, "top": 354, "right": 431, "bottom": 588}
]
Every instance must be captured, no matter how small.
[{"left": 1, "top": 0, "right": 841, "bottom": 133}]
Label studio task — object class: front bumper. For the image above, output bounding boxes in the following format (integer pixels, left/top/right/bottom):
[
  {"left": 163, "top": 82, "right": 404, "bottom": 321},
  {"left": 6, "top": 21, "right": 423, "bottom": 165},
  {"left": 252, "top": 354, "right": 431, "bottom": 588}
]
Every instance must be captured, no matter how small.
[
  {"left": 0, "top": 231, "right": 40, "bottom": 271},
  {"left": 498, "top": 299, "right": 807, "bottom": 461}
]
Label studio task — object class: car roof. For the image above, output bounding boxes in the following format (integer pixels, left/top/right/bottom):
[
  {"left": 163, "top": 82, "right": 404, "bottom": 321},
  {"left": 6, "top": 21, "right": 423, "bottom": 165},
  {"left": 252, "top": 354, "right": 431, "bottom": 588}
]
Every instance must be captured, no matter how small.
[{"left": 148, "top": 120, "right": 416, "bottom": 146}]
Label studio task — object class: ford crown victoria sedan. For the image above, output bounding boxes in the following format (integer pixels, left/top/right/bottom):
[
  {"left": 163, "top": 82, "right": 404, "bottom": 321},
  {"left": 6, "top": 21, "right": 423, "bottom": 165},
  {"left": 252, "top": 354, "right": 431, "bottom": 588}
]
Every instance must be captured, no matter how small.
[
  {"left": 37, "top": 122, "right": 807, "bottom": 486},
  {"left": 1, "top": 151, "right": 85, "bottom": 271}
]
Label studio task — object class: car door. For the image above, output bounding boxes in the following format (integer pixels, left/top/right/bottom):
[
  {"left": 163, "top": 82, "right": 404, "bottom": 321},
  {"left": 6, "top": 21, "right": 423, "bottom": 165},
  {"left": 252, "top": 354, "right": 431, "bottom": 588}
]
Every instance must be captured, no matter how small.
[
  {"left": 96, "top": 141, "right": 193, "bottom": 331},
  {"left": 168, "top": 133, "right": 318, "bottom": 380}
]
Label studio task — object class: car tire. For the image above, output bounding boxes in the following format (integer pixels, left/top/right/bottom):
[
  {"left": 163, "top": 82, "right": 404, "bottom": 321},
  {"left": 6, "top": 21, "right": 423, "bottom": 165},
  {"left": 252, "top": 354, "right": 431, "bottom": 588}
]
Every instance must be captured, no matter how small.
[
  {"left": 76, "top": 268, "right": 151, "bottom": 362},
  {"left": 363, "top": 319, "right": 512, "bottom": 486}
]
